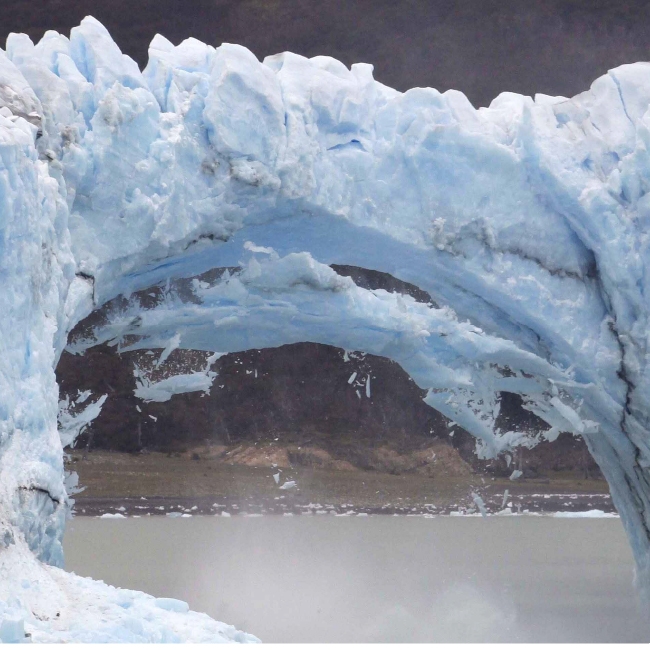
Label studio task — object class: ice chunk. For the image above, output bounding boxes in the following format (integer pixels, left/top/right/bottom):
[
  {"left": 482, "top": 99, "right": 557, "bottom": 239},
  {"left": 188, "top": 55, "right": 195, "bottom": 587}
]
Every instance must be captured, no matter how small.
[
  {"left": 99, "top": 513, "right": 126, "bottom": 519},
  {"left": 552, "top": 510, "right": 618, "bottom": 518},
  {"left": 0, "top": 618, "right": 25, "bottom": 643},
  {"left": 244, "top": 241, "right": 277, "bottom": 256},
  {"left": 155, "top": 598, "right": 190, "bottom": 614},
  {"left": 471, "top": 492, "right": 488, "bottom": 518},
  {"left": 155, "top": 333, "right": 181, "bottom": 368},
  {"left": 58, "top": 393, "right": 107, "bottom": 448},
  {"left": 134, "top": 371, "right": 216, "bottom": 402},
  {"left": 204, "top": 44, "right": 285, "bottom": 165},
  {"left": 509, "top": 470, "right": 523, "bottom": 481},
  {"left": 278, "top": 481, "right": 297, "bottom": 490}
]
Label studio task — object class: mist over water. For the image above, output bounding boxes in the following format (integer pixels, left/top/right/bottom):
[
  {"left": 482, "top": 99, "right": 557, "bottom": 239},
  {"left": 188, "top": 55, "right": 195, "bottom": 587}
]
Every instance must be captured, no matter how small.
[{"left": 64, "top": 516, "right": 650, "bottom": 642}]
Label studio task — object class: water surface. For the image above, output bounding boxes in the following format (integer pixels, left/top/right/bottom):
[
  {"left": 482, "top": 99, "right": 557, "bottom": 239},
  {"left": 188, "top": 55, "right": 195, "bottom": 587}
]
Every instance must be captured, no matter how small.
[{"left": 63, "top": 515, "right": 650, "bottom": 642}]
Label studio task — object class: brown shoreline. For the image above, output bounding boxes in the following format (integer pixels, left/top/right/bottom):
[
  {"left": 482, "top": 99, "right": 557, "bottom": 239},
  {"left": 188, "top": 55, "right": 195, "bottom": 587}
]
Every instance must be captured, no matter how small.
[{"left": 68, "top": 450, "right": 613, "bottom": 518}]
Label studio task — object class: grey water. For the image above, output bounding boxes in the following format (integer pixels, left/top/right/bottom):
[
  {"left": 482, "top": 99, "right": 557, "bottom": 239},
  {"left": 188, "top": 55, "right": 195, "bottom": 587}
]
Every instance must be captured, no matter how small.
[{"left": 63, "top": 515, "right": 650, "bottom": 643}]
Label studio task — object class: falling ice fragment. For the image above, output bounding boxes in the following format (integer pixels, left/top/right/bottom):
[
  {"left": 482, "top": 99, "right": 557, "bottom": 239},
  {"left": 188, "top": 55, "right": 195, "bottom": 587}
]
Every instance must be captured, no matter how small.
[{"left": 471, "top": 492, "right": 488, "bottom": 517}]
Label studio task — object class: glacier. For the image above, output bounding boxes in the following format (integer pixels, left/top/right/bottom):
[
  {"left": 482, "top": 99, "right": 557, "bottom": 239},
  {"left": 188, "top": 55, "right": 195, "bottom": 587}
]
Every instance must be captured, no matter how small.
[{"left": 1, "top": 14, "right": 650, "bottom": 641}]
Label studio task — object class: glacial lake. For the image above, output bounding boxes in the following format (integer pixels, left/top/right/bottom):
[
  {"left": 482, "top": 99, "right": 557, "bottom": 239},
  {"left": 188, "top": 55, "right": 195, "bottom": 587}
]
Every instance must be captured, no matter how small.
[{"left": 63, "top": 515, "right": 650, "bottom": 643}]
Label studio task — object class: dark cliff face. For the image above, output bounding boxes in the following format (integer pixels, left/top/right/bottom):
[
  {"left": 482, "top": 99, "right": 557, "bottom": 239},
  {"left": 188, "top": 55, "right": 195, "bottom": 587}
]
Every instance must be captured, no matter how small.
[
  {"left": 56, "top": 264, "right": 600, "bottom": 478},
  {"left": 58, "top": 342, "right": 447, "bottom": 453},
  {"left": 56, "top": 341, "right": 600, "bottom": 478}
]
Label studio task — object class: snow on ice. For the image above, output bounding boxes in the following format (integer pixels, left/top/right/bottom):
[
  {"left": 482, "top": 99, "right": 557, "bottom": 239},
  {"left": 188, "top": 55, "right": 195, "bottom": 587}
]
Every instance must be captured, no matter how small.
[{"left": 1, "top": 14, "right": 650, "bottom": 641}]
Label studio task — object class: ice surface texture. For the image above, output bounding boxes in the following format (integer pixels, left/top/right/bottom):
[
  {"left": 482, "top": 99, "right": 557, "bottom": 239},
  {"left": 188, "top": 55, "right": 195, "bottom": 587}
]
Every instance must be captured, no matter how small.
[{"left": 2, "top": 14, "right": 650, "bottom": 639}]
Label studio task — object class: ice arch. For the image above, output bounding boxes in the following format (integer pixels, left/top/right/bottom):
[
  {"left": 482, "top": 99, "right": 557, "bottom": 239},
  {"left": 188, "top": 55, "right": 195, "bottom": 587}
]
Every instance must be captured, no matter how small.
[{"left": 2, "top": 14, "right": 650, "bottom": 640}]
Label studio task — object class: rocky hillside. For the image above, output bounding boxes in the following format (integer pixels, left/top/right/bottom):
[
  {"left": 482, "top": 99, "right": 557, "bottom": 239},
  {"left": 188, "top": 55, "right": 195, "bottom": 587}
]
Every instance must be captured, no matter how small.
[
  {"left": 57, "top": 265, "right": 600, "bottom": 479},
  {"left": 57, "top": 341, "right": 600, "bottom": 479}
]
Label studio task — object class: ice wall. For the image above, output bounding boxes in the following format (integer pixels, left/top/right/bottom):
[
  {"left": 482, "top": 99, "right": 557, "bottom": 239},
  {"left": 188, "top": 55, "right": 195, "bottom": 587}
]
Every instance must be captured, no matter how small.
[{"left": 2, "top": 14, "right": 650, "bottom": 638}]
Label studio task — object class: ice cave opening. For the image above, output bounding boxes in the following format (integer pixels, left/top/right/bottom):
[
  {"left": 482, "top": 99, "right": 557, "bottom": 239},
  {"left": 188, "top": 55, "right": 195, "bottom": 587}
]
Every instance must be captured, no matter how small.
[{"left": 3, "top": 13, "right": 650, "bottom": 642}]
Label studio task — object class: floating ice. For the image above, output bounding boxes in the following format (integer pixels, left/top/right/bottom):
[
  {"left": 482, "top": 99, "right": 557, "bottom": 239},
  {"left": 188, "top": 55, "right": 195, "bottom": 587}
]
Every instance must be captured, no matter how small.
[
  {"left": 279, "top": 481, "right": 297, "bottom": 491},
  {"left": 2, "top": 13, "right": 650, "bottom": 641},
  {"left": 99, "top": 513, "right": 126, "bottom": 519},
  {"left": 552, "top": 510, "right": 619, "bottom": 518}
]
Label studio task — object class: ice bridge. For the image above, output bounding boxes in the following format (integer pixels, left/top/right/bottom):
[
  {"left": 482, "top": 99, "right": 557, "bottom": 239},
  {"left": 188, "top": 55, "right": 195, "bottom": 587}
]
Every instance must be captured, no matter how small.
[{"left": 1, "top": 16, "right": 650, "bottom": 641}]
